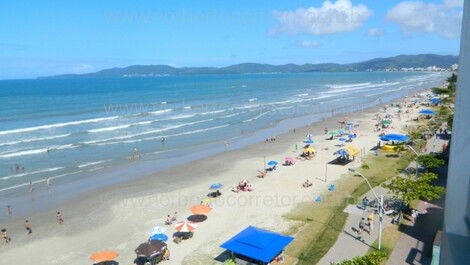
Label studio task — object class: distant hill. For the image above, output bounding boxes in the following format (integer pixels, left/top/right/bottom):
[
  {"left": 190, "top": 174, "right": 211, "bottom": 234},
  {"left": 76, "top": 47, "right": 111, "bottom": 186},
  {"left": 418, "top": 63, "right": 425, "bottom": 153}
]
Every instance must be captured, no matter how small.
[{"left": 41, "top": 54, "right": 458, "bottom": 79}]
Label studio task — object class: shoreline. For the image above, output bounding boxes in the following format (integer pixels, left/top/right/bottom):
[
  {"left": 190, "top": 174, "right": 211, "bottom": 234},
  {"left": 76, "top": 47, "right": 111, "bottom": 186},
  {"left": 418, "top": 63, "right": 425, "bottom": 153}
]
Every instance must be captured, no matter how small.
[
  {"left": 0, "top": 85, "right": 421, "bottom": 219},
  {"left": 0, "top": 87, "right": 432, "bottom": 265}
]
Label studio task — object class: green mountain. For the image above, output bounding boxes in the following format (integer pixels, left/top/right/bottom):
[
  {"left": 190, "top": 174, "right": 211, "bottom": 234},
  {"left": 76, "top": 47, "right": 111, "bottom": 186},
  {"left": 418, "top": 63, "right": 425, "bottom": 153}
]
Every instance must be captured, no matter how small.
[{"left": 42, "top": 54, "right": 458, "bottom": 79}]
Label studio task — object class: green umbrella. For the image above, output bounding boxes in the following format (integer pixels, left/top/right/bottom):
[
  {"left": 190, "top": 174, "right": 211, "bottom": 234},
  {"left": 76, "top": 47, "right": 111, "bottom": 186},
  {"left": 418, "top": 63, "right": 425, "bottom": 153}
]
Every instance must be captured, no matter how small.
[
  {"left": 328, "top": 131, "right": 338, "bottom": 136},
  {"left": 381, "top": 120, "right": 392, "bottom": 125}
]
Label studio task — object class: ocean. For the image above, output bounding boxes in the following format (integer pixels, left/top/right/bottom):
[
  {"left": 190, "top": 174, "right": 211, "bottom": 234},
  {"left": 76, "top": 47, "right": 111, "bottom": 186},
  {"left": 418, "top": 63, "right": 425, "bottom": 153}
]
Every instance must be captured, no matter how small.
[{"left": 0, "top": 72, "right": 446, "bottom": 193}]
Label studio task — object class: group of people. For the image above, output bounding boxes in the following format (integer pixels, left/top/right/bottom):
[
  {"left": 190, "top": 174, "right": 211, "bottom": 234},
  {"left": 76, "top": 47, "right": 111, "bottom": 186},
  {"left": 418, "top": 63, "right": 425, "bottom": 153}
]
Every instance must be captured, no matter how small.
[
  {"left": 1, "top": 208, "right": 64, "bottom": 244},
  {"left": 232, "top": 180, "right": 254, "bottom": 192}
]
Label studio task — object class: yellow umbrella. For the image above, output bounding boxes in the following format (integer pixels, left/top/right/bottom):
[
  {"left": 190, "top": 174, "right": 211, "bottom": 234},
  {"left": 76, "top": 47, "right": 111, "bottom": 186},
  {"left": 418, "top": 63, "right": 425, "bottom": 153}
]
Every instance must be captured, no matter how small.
[
  {"left": 345, "top": 145, "right": 359, "bottom": 157},
  {"left": 304, "top": 147, "right": 315, "bottom": 153}
]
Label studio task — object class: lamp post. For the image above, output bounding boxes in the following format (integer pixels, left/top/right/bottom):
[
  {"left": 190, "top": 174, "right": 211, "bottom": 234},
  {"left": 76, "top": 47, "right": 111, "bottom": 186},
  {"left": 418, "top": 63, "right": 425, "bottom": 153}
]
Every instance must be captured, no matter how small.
[
  {"left": 348, "top": 168, "right": 383, "bottom": 250},
  {"left": 406, "top": 145, "right": 419, "bottom": 178}
]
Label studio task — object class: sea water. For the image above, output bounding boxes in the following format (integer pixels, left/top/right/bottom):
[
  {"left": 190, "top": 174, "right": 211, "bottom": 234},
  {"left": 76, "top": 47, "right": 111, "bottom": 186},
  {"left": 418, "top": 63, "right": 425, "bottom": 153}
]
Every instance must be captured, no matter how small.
[{"left": 0, "top": 72, "right": 446, "bottom": 193}]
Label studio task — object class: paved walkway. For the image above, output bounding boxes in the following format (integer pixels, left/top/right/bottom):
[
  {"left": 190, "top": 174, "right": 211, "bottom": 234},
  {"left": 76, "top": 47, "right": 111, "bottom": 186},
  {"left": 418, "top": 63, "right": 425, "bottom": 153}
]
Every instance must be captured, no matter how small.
[
  {"left": 318, "top": 186, "right": 393, "bottom": 265},
  {"left": 319, "top": 129, "right": 449, "bottom": 265},
  {"left": 386, "top": 132, "right": 448, "bottom": 265}
]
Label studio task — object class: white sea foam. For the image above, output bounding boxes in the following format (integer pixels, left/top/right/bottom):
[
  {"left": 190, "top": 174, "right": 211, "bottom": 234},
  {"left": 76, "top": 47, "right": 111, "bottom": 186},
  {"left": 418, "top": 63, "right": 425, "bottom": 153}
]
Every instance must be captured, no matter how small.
[
  {"left": 84, "top": 119, "right": 213, "bottom": 145},
  {"left": 0, "top": 133, "right": 71, "bottom": 147},
  {"left": 0, "top": 116, "right": 119, "bottom": 136},
  {"left": 148, "top": 108, "right": 172, "bottom": 115},
  {"left": 77, "top": 159, "right": 111, "bottom": 168},
  {"left": 88, "top": 124, "right": 132, "bottom": 133},
  {"left": 0, "top": 144, "right": 76, "bottom": 159},
  {"left": 249, "top": 98, "right": 257, "bottom": 102},
  {"left": 1, "top": 167, "right": 64, "bottom": 180}
]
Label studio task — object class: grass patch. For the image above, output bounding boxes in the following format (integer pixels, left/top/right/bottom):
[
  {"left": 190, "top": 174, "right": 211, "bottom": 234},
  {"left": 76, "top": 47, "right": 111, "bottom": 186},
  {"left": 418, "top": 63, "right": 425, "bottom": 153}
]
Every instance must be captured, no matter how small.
[
  {"left": 284, "top": 153, "right": 412, "bottom": 265},
  {"left": 366, "top": 224, "right": 402, "bottom": 264}
]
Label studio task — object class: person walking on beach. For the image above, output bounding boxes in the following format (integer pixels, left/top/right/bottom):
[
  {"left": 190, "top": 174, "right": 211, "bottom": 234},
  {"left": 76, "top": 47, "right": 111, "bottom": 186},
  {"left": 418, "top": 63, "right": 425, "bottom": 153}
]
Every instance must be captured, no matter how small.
[
  {"left": 5, "top": 205, "right": 12, "bottom": 217},
  {"left": 56, "top": 211, "right": 64, "bottom": 224},
  {"left": 24, "top": 219, "right": 32, "bottom": 235},
  {"left": 28, "top": 181, "right": 34, "bottom": 193}
]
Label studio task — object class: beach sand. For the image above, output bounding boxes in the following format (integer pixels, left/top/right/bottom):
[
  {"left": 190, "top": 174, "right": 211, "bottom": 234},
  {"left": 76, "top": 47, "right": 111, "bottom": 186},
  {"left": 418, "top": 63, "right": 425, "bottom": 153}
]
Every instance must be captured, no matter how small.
[{"left": 0, "top": 91, "right": 425, "bottom": 265}]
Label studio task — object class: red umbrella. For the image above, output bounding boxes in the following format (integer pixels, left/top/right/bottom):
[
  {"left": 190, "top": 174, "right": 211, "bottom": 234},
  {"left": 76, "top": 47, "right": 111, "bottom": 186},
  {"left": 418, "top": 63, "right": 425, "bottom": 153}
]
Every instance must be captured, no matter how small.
[{"left": 175, "top": 221, "right": 197, "bottom": 232}]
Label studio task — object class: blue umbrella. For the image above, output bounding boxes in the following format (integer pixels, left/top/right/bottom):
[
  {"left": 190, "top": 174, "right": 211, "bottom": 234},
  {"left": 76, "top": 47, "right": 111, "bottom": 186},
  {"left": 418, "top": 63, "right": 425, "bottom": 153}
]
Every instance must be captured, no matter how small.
[
  {"left": 304, "top": 139, "right": 314, "bottom": 144},
  {"left": 348, "top": 134, "right": 356, "bottom": 139},
  {"left": 150, "top": 233, "right": 168, "bottom": 242},
  {"left": 337, "top": 130, "right": 345, "bottom": 135},
  {"left": 267, "top": 161, "right": 278, "bottom": 166},
  {"left": 334, "top": 149, "right": 349, "bottom": 156},
  {"left": 210, "top": 183, "right": 223, "bottom": 189},
  {"left": 338, "top": 137, "right": 347, "bottom": 142},
  {"left": 380, "top": 134, "right": 409, "bottom": 142},
  {"left": 430, "top": 98, "right": 441, "bottom": 103},
  {"left": 347, "top": 122, "right": 353, "bottom": 126},
  {"left": 419, "top": 109, "right": 436, "bottom": 115}
]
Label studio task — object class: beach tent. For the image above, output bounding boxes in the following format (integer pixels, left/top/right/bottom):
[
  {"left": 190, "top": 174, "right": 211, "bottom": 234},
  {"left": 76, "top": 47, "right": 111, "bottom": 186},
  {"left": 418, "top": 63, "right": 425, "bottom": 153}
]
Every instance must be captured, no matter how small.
[
  {"left": 220, "top": 226, "right": 294, "bottom": 264},
  {"left": 380, "top": 134, "right": 409, "bottom": 142},
  {"left": 345, "top": 145, "right": 360, "bottom": 157},
  {"left": 419, "top": 109, "right": 436, "bottom": 115}
]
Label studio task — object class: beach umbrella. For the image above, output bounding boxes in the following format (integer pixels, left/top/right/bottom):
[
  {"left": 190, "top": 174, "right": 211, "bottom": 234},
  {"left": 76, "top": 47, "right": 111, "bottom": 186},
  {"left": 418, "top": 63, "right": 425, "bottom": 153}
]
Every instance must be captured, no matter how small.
[
  {"left": 285, "top": 157, "right": 294, "bottom": 162},
  {"left": 148, "top": 226, "right": 166, "bottom": 237},
  {"left": 175, "top": 221, "right": 197, "bottom": 232},
  {"left": 267, "top": 160, "right": 278, "bottom": 166},
  {"left": 334, "top": 149, "right": 349, "bottom": 156},
  {"left": 381, "top": 120, "right": 392, "bottom": 125},
  {"left": 348, "top": 134, "right": 357, "bottom": 139},
  {"left": 430, "top": 98, "right": 441, "bottom": 104},
  {"left": 338, "top": 137, "right": 347, "bottom": 142},
  {"left": 201, "top": 198, "right": 212, "bottom": 204},
  {"left": 304, "top": 139, "right": 314, "bottom": 144},
  {"left": 337, "top": 130, "right": 345, "bottom": 135},
  {"left": 149, "top": 233, "right": 168, "bottom": 242},
  {"left": 419, "top": 109, "right": 436, "bottom": 115},
  {"left": 380, "top": 134, "right": 409, "bottom": 142},
  {"left": 328, "top": 131, "right": 338, "bottom": 136},
  {"left": 135, "top": 240, "right": 167, "bottom": 258},
  {"left": 210, "top": 183, "right": 223, "bottom": 189},
  {"left": 89, "top": 251, "right": 119, "bottom": 263},
  {"left": 304, "top": 147, "right": 315, "bottom": 153},
  {"left": 347, "top": 122, "right": 353, "bottom": 126},
  {"left": 190, "top": 204, "right": 212, "bottom": 215}
]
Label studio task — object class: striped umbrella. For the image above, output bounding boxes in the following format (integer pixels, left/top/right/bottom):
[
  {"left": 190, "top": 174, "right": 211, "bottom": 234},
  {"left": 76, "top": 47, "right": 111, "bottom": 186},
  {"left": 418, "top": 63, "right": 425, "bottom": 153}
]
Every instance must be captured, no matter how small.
[{"left": 175, "top": 221, "right": 197, "bottom": 232}]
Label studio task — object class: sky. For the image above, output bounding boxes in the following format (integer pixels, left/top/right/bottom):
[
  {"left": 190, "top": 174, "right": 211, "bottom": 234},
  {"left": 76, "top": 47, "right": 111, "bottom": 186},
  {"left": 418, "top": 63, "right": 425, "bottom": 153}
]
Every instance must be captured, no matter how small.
[{"left": 0, "top": 0, "right": 464, "bottom": 79}]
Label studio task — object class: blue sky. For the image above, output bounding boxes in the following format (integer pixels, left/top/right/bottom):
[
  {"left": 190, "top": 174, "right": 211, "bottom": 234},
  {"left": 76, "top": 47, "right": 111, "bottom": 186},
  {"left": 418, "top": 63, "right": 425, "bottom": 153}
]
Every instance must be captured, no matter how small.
[{"left": 0, "top": 0, "right": 463, "bottom": 79}]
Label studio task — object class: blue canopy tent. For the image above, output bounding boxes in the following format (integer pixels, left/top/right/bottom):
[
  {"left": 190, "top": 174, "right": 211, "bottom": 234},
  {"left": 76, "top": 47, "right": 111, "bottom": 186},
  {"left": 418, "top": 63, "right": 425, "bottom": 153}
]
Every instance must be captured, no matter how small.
[
  {"left": 220, "top": 226, "right": 294, "bottom": 264},
  {"left": 430, "top": 98, "right": 442, "bottom": 104},
  {"left": 380, "top": 134, "right": 409, "bottom": 142},
  {"left": 419, "top": 109, "right": 436, "bottom": 115}
]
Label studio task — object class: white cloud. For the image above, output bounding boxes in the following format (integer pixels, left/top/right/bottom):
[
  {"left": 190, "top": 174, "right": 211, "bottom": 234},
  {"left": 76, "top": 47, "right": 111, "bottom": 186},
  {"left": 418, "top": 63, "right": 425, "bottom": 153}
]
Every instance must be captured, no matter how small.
[
  {"left": 296, "top": 40, "right": 322, "bottom": 48},
  {"left": 386, "top": 1, "right": 463, "bottom": 39},
  {"left": 368, "top": 28, "right": 384, "bottom": 37},
  {"left": 272, "top": 0, "right": 372, "bottom": 35},
  {"left": 444, "top": 0, "right": 463, "bottom": 8}
]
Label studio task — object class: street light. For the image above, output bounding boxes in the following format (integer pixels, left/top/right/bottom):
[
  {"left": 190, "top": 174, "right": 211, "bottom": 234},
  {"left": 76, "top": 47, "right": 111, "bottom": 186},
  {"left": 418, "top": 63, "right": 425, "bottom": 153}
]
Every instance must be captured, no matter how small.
[
  {"left": 348, "top": 168, "right": 384, "bottom": 250},
  {"left": 406, "top": 145, "right": 419, "bottom": 178}
]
